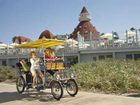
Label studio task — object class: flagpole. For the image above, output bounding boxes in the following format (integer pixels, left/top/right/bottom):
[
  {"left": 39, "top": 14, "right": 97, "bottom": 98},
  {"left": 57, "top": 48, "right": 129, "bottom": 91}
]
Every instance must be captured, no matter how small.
[{"left": 6, "top": 43, "right": 9, "bottom": 66}]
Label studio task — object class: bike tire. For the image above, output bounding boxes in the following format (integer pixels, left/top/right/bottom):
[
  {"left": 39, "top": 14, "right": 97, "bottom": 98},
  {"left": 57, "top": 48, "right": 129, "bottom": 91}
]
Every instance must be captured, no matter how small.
[
  {"left": 16, "top": 76, "right": 26, "bottom": 94},
  {"left": 66, "top": 79, "right": 78, "bottom": 97},
  {"left": 51, "top": 81, "right": 63, "bottom": 100}
]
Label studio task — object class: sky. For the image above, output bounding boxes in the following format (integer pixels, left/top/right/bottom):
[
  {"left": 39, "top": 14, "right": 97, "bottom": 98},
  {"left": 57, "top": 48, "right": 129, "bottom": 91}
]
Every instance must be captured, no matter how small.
[{"left": 0, "top": 0, "right": 140, "bottom": 43}]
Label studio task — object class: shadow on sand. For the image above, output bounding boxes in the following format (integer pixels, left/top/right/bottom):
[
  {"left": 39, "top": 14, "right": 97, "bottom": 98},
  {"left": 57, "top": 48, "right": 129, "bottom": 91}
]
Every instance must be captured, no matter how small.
[
  {"left": 0, "top": 90, "right": 58, "bottom": 104},
  {"left": 126, "top": 93, "right": 140, "bottom": 98}
]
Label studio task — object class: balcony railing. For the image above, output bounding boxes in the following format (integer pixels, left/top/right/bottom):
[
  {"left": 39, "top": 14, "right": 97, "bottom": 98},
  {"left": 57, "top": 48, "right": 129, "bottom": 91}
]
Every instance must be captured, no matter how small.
[{"left": 0, "top": 39, "right": 140, "bottom": 57}]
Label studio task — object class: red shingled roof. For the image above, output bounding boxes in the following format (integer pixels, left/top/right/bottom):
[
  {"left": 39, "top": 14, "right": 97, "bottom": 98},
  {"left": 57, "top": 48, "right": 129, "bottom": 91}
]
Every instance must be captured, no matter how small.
[
  {"left": 69, "top": 7, "right": 100, "bottom": 41},
  {"left": 12, "top": 36, "right": 32, "bottom": 44},
  {"left": 70, "top": 21, "right": 100, "bottom": 40},
  {"left": 39, "top": 30, "right": 54, "bottom": 39}
]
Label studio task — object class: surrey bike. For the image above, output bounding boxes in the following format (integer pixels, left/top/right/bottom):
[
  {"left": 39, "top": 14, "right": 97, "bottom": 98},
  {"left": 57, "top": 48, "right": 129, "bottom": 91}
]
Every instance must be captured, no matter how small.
[{"left": 15, "top": 38, "right": 78, "bottom": 100}]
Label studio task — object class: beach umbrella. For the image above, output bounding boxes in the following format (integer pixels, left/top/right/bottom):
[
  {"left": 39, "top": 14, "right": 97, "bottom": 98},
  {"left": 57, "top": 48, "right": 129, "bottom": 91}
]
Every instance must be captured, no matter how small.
[
  {"left": 8, "top": 43, "right": 19, "bottom": 48},
  {"left": 124, "top": 31, "right": 136, "bottom": 38},
  {"left": 15, "top": 38, "right": 64, "bottom": 48},
  {"left": 0, "top": 43, "right": 8, "bottom": 49},
  {"left": 69, "top": 44, "right": 78, "bottom": 48},
  {"left": 100, "top": 33, "right": 119, "bottom": 40},
  {"left": 114, "top": 39, "right": 125, "bottom": 44},
  {"left": 65, "top": 39, "right": 78, "bottom": 45}
]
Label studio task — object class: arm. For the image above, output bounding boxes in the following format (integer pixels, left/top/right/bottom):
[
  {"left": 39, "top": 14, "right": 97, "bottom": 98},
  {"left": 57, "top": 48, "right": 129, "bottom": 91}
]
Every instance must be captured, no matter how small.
[
  {"left": 30, "top": 58, "right": 34, "bottom": 65},
  {"left": 34, "top": 58, "right": 40, "bottom": 64}
]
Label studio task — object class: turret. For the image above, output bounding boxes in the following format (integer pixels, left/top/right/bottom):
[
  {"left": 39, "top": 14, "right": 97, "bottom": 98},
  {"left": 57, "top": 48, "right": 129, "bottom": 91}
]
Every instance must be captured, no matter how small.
[
  {"left": 70, "top": 6, "right": 100, "bottom": 41},
  {"left": 79, "top": 6, "right": 91, "bottom": 22}
]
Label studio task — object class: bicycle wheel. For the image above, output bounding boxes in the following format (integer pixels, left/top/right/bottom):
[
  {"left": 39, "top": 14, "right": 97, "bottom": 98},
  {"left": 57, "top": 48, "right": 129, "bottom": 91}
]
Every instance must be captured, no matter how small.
[
  {"left": 36, "top": 76, "right": 44, "bottom": 91},
  {"left": 51, "top": 81, "right": 63, "bottom": 100},
  {"left": 16, "top": 76, "right": 26, "bottom": 93},
  {"left": 66, "top": 79, "right": 78, "bottom": 97}
]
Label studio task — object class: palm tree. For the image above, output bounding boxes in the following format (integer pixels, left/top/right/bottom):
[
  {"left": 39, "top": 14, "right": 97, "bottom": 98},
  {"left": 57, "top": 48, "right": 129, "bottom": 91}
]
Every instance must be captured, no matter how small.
[
  {"left": 130, "top": 27, "right": 135, "bottom": 31},
  {"left": 100, "top": 33, "right": 105, "bottom": 36},
  {"left": 12, "top": 36, "right": 17, "bottom": 43},
  {"left": 112, "top": 32, "right": 119, "bottom": 39}
]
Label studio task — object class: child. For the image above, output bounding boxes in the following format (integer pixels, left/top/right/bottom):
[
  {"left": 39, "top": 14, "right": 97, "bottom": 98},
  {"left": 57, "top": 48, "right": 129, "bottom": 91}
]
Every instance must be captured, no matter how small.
[{"left": 19, "top": 59, "right": 29, "bottom": 72}]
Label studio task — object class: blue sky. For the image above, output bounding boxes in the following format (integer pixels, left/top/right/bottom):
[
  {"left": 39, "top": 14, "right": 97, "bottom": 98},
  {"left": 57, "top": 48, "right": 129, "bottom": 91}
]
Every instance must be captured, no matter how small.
[{"left": 0, "top": 0, "right": 140, "bottom": 43}]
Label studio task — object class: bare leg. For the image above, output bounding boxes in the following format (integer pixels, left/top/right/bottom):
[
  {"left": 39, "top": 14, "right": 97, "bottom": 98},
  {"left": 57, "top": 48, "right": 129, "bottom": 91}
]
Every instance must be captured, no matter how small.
[
  {"left": 32, "top": 73, "right": 37, "bottom": 88},
  {"left": 39, "top": 72, "right": 44, "bottom": 83}
]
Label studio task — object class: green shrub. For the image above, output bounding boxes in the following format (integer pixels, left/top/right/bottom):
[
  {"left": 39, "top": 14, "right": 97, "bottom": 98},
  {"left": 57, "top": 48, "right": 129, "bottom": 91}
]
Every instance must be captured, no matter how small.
[
  {"left": 71, "top": 60, "right": 140, "bottom": 94},
  {"left": 0, "top": 66, "right": 17, "bottom": 82}
]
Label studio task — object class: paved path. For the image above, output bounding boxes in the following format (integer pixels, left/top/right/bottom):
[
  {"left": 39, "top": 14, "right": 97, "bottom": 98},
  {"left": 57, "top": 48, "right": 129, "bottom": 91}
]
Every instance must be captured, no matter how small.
[{"left": 0, "top": 82, "right": 140, "bottom": 105}]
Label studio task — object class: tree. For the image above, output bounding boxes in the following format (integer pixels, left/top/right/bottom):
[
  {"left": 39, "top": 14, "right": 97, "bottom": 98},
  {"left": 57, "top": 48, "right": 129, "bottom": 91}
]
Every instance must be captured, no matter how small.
[{"left": 112, "top": 32, "right": 119, "bottom": 39}]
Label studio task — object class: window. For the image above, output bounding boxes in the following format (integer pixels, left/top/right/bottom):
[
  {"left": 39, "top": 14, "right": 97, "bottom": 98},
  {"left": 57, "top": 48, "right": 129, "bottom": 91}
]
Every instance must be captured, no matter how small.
[
  {"left": 2, "top": 60, "right": 6, "bottom": 66},
  {"left": 134, "top": 54, "right": 140, "bottom": 60},
  {"left": 106, "top": 55, "right": 112, "bottom": 59},
  {"left": 93, "top": 57, "right": 96, "bottom": 61},
  {"left": 99, "top": 55, "right": 105, "bottom": 60},
  {"left": 126, "top": 54, "right": 132, "bottom": 60}
]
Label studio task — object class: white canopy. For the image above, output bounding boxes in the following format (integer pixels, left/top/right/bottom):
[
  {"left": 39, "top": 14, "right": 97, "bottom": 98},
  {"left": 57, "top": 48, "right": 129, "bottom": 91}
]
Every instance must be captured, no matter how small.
[
  {"left": 124, "top": 31, "right": 136, "bottom": 37},
  {"left": 65, "top": 39, "right": 78, "bottom": 45},
  {"left": 0, "top": 43, "right": 8, "bottom": 49},
  {"left": 8, "top": 43, "right": 19, "bottom": 48}
]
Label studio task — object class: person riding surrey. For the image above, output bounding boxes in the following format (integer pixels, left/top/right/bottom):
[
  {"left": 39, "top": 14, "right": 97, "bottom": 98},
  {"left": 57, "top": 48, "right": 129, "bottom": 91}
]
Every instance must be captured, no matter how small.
[
  {"left": 30, "top": 51, "right": 44, "bottom": 88},
  {"left": 44, "top": 48, "right": 58, "bottom": 61},
  {"left": 19, "top": 59, "right": 29, "bottom": 72}
]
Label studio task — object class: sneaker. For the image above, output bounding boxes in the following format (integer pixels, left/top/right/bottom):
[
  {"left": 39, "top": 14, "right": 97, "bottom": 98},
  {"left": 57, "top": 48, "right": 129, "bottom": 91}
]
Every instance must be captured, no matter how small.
[{"left": 32, "top": 85, "right": 36, "bottom": 89}]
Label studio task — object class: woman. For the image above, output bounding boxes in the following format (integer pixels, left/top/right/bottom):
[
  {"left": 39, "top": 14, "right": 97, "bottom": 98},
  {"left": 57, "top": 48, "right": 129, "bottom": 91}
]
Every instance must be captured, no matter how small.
[
  {"left": 44, "top": 48, "right": 57, "bottom": 61},
  {"left": 30, "top": 51, "right": 43, "bottom": 88}
]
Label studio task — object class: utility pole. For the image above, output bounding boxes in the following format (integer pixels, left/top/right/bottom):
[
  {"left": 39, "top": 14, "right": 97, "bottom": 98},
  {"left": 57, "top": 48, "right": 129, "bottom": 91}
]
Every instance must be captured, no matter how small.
[
  {"left": 126, "top": 30, "right": 128, "bottom": 47},
  {"left": 135, "top": 29, "right": 138, "bottom": 46},
  {"left": 90, "top": 32, "right": 92, "bottom": 48},
  {"left": 112, "top": 31, "right": 114, "bottom": 47},
  {"left": 130, "top": 27, "right": 139, "bottom": 46}
]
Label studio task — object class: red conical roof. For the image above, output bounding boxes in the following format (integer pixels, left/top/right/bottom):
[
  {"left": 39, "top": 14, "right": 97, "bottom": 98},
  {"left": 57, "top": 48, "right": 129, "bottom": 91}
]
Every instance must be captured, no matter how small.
[
  {"left": 70, "top": 7, "right": 100, "bottom": 41},
  {"left": 70, "top": 21, "right": 100, "bottom": 40},
  {"left": 80, "top": 6, "right": 89, "bottom": 13}
]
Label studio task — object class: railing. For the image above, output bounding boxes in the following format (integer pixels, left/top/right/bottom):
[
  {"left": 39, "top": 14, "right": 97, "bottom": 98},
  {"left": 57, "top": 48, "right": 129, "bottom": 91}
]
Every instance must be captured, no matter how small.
[{"left": 0, "top": 39, "right": 140, "bottom": 57}]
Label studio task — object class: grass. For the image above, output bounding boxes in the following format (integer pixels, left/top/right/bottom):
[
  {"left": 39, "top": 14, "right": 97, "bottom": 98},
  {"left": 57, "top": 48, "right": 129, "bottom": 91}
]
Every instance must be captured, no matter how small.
[
  {"left": 0, "top": 66, "right": 17, "bottom": 82},
  {"left": 1, "top": 59, "right": 140, "bottom": 94},
  {"left": 70, "top": 59, "right": 140, "bottom": 94}
]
